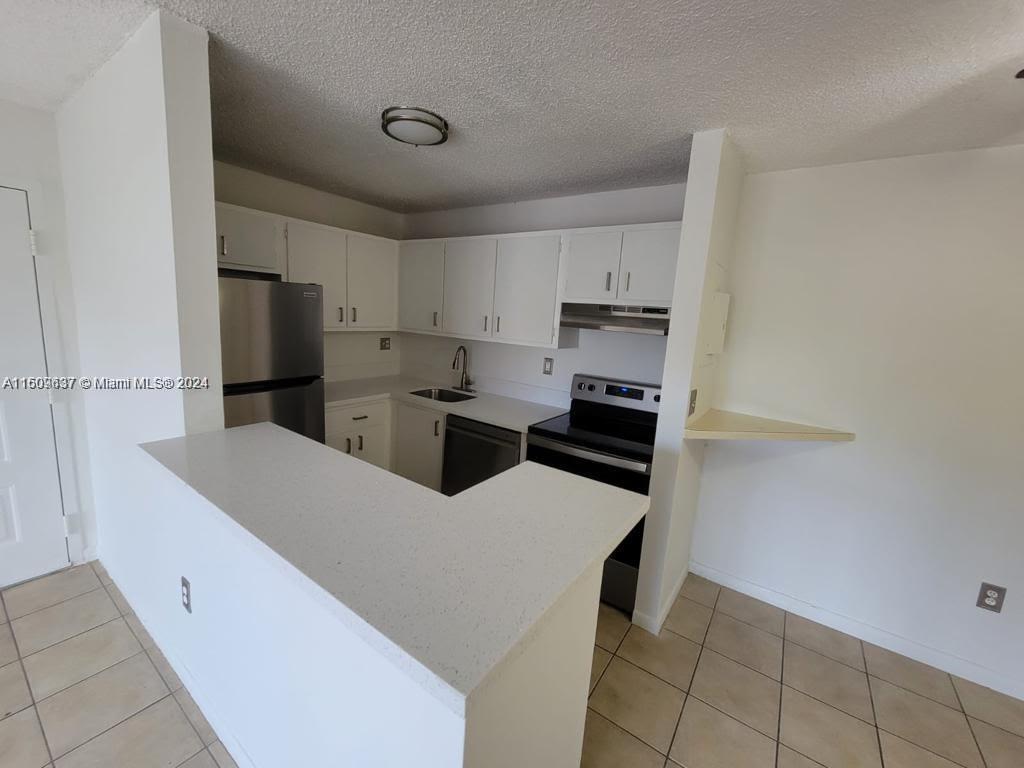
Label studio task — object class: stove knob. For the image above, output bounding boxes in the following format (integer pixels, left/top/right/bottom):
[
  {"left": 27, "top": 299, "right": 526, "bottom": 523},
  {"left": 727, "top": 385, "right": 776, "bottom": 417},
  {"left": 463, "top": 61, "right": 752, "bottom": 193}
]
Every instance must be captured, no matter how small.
[
  {"left": 587, "top": 384, "right": 596, "bottom": 392},
  {"left": 653, "top": 394, "right": 661, "bottom": 402},
  {"left": 577, "top": 382, "right": 586, "bottom": 390}
]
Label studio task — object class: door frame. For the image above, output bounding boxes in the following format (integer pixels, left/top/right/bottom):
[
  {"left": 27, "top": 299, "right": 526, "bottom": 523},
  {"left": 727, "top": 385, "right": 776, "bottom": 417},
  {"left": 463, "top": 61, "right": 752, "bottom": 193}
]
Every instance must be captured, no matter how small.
[{"left": 2, "top": 177, "right": 87, "bottom": 567}]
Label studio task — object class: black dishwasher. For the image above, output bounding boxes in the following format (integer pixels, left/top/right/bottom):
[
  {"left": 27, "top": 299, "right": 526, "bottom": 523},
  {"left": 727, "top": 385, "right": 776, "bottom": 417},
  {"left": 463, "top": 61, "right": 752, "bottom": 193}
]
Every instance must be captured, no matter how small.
[{"left": 441, "top": 415, "right": 521, "bottom": 496}]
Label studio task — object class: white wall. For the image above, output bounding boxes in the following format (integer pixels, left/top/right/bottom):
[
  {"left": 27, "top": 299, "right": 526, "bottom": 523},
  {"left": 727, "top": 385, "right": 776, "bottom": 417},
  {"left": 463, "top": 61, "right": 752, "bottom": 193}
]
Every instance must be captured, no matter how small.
[
  {"left": 404, "top": 183, "right": 686, "bottom": 239},
  {"left": 0, "top": 98, "right": 94, "bottom": 559},
  {"left": 57, "top": 11, "right": 221, "bottom": 573},
  {"left": 324, "top": 332, "right": 401, "bottom": 382},
  {"left": 693, "top": 144, "right": 1024, "bottom": 697},
  {"left": 633, "top": 130, "right": 744, "bottom": 632},
  {"left": 214, "top": 161, "right": 405, "bottom": 240},
  {"left": 400, "top": 331, "right": 667, "bottom": 407}
]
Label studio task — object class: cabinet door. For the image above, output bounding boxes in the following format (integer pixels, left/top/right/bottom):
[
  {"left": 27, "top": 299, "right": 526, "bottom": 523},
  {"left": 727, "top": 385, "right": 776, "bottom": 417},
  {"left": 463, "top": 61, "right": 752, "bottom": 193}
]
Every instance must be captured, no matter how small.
[
  {"left": 354, "top": 424, "right": 389, "bottom": 469},
  {"left": 215, "top": 204, "right": 284, "bottom": 273},
  {"left": 287, "top": 221, "right": 348, "bottom": 329},
  {"left": 492, "top": 235, "right": 561, "bottom": 345},
  {"left": 399, "top": 241, "right": 445, "bottom": 332},
  {"left": 618, "top": 227, "right": 680, "bottom": 303},
  {"left": 442, "top": 239, "right": 497, "bottom": 338},
  {"left": 563, "top": 231, "right": 623, "bottom": 301},
  {"left": 326, "top": 429, "right": 357, "bottom": 456},
  {"left": 393, "top": 403, "right": 444, "bottom": 491},
  {"left": 348, "top": 235, "right": 398, "bottom": 329}
]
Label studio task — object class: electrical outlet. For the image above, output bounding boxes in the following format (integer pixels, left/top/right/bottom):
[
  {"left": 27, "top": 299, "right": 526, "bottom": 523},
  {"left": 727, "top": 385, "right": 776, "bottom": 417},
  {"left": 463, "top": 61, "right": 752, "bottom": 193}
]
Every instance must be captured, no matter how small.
[
  {"left": 976, "top": 582, "right": 1006, "bottom": 613},
  {"left": 181, "top": 577, "right": 192, "bottom": 614},
  {"left": 688, "top": 389, "right": 698, "bottom": 416},
  {"left": 543, "top": 357, "right": 554, "bottom": 375},
  {"left": 379, "top": 337, "right": 391, "bottom": 351}
]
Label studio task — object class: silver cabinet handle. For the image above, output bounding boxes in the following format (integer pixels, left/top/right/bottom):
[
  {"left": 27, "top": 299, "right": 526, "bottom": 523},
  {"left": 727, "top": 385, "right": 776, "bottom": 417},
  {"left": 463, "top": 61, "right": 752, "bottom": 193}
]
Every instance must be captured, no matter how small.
[
  {"left": 626, "top": 271, "right": 631, "bottom": 292},
  {"left": 345, "top": 437, "right": 352, "bottom": 454},
  {"left": 219, "top": 235, "right": 227, "bottom": 256},
  {"left": 433, "top": 311, "right": 438, "bottom": 327},
  {"left": 483, "top": 315, "right": 488, "bottom": 332},
  {"left": 352, "top": 307, "right": 357, "bottom": 322},
  {"left": 605, "top": 271, "right": 612, "bottom": 291},
  {"left": 496, "top": 316, "right": 501, "bottom": 334},
  {"left": 339, "top": 307, "right": 344, "bottom": 322},
  {"left": 352, "top": 415, "right": 368, "bottom": 421},
  {"left": 434, "top": 420, "right": 440, "bottom": 437},
  {"left": 358, "top": 434, "right": 364, "bottom": 451}
]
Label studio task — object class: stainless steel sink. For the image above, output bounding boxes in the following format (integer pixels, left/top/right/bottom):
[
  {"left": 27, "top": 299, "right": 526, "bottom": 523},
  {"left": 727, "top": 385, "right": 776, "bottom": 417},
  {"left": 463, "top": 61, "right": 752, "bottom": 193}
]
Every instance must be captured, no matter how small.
[{"left": 410, "top": 388, "right": 476, "bottom": 403}]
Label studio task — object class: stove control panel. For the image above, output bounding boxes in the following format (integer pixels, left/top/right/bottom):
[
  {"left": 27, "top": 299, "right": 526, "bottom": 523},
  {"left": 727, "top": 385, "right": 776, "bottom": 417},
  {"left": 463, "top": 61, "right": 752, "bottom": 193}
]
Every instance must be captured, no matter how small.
[{"left": 570, "top": 374, "right": 661, "bottom": 413}]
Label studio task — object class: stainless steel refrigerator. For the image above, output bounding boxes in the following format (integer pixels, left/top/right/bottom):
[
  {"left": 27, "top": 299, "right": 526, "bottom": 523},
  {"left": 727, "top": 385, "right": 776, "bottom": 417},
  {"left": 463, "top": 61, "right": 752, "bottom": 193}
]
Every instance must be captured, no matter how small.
[{"left": 219, "top": 275, "right": 325, "bottom": 442}]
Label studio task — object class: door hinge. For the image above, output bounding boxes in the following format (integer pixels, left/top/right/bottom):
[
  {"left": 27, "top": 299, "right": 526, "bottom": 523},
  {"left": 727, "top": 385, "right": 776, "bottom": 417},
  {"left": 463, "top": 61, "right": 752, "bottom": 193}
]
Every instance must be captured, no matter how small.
[
  {"left": 28, "top": 229, "right": 39, "bottom": 257},
  {"left": 63, "top": 514, "right": 81, "bottom": 537}
]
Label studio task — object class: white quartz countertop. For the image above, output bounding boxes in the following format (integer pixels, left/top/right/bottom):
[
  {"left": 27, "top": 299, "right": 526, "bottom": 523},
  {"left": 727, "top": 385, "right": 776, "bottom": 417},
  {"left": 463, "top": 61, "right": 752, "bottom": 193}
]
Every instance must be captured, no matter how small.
[
  {"left": 324, "top": 376, "right": 566, "bottom": 433},
  {"left": 141, "top": 423, "right": 648, "bottom": 713}
]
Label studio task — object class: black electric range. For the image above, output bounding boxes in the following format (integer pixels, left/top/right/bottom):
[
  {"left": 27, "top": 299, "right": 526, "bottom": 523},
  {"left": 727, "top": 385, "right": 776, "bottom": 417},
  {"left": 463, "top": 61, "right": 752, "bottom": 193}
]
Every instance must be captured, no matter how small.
[{"left": 526, "top": 374, "right": 661, "bottom": 613}]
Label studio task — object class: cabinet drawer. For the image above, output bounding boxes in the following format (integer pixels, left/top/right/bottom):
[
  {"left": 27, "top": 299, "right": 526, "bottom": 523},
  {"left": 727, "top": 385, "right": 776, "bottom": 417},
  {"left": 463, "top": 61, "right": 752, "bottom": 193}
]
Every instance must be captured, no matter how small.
[{"left": 326, "top": 401, "right": 389, "bottom": 432}]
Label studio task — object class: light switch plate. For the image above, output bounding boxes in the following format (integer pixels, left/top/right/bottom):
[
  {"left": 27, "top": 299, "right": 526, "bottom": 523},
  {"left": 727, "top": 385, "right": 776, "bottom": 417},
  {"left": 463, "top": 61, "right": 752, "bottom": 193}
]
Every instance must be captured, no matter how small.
[
  {"left": 379, "top": 337, "right": 391, "bottom": 351},
  {"left": 543, "top": 358, "right": 554, "bottom": 375}
]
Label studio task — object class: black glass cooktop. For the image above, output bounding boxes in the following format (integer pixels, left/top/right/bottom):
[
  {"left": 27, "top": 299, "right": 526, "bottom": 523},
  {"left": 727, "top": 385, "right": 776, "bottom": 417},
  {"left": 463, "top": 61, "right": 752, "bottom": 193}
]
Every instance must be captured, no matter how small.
[{"left": 529, "top": 400, "right": 656, "bottom": 463}]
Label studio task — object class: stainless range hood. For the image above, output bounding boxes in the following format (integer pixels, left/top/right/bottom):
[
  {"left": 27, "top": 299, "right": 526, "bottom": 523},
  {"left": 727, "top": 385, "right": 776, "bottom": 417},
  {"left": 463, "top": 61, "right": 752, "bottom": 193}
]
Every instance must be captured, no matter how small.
[{"left": 560, "top": 303, "right": 670, "bottom": 336}]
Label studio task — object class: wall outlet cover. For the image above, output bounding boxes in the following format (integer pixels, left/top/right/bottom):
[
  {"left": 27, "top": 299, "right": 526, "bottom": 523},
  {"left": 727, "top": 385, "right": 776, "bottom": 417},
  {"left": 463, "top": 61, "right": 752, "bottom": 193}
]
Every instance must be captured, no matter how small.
[
  {"left": 543, "top": 357, "right": 554, "bottom": 375},
  {"left": 976, "top": 582, "right": 1006, "bottom": 613},
  {"left": 181, "top": 576, "right": 192, "bottom": 614},
  {"left": 688, "top": 389, "right": 698, "bottom": 416},
  {"left": 379, "top": 337, "right": 391, "bottom": 351}
]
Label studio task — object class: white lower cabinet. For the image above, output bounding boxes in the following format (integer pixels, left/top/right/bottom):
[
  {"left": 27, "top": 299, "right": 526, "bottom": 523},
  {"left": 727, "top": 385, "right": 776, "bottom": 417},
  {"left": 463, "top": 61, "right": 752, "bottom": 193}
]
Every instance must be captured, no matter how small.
[
  {"left": 326, "top": 401, "right": 391, "bottom": 470},
  {"left": 393, "top": 402, "right": 445, "bottom": 491}
]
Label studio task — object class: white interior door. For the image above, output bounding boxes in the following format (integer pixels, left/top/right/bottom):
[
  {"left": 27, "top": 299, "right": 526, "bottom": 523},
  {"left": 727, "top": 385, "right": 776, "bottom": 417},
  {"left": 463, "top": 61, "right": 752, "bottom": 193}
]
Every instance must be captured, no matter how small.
[{"left": 0, "top": 187, "right": 68, "bottom": 587}]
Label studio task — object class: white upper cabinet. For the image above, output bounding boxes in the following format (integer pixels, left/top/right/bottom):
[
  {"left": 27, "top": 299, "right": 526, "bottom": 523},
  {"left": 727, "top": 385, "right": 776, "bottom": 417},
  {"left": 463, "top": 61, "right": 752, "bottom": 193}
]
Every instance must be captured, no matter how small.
[
  {"left": 563, "top": 231, "right": 623, "bottom": 301},
  {"left": 215, "top": 203, "right": 285, "bottom": 273},
  {"left": 618, "top": 228, "right": 680, "bottom": 303},
  {"left": 348, "top": 235, "right": 398, "bottom": 329},
  {"left": 399, "top": 240, "right": 445, "bottom": 332},
  {"left": 492, "top": 235, "right": 561, "bottom": 346},
  {"left": 287, "top": 221, "right": 348, "bottom": 329},
  {"left": 443, "top": 238, "right": 497, "bottom": 338}
]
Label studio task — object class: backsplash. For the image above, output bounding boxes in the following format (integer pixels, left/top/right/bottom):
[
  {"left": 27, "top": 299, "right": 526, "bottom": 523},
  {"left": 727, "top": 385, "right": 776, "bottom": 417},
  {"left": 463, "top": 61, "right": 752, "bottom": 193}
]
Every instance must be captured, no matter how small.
[
  {"left": 324, "top": 332, "right": 401, "bottom": 381},
  {"left": 399, "top": 330, "right": 668, "bottom": 407}
]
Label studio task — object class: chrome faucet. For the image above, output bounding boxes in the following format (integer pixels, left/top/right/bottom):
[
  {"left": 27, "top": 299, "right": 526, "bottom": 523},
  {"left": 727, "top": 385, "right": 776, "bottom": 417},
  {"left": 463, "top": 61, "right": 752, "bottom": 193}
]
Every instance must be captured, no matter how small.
[{"left": 452, "top": 345, "right": 473, "bottom": 392}]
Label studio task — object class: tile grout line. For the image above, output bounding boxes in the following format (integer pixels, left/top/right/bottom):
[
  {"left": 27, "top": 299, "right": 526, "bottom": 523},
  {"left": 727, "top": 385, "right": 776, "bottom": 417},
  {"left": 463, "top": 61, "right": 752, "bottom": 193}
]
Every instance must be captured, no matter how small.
[
  {"left": 874, "top": 725, "right": 978, "bottom": 768},
  {"left": 664, "top": 584, "right": 722, "bottom": 760},
  {"left": 0, "top": 589, "right": 57, "bottom": 767},
  {"left": 863, "top": 635, "right": 885, "bottom": 768},
  {"left": 32, "top": 649, "right": 152, "bottom": 706},
  {"left": 96, "top": 565, "right": 219, "bottom": 754},
  {"left": 15, "top": 615, "right": 126, "bottom": 664},
  {"left": 950, "top": 676, "right": 989, "bottom": 768},
  {"left": 45, "top": 694, "right": 177, "bottom": 762},
  {"left": 776, "top": 611, "right": 786, "bottom": 768},
  {"left": 4, "top": 581, "right": 108, "bottom": 624}
]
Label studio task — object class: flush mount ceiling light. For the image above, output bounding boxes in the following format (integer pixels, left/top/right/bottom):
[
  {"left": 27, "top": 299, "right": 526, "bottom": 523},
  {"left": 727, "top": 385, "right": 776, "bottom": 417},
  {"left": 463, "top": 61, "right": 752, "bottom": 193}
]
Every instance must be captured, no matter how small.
[{"left": 381, "top": 106, "right": 449, "bottom": 146}]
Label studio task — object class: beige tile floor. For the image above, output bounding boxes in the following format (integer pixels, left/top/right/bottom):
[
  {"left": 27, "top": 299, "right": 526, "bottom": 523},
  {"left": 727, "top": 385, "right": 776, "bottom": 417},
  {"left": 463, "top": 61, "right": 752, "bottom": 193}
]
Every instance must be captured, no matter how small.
[
  {"left": 584, "top": 574, "right": 1024, "bottom": 768},
  {"left": 0, "top": 562, "right": 237, "bottom": 768}
]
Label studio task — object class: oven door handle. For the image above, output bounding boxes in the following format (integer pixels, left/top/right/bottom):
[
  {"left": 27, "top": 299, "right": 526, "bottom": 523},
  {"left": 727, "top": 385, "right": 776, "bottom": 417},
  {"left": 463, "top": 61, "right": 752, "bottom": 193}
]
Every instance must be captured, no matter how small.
[{"left": 527, "top": 435, "right": 650, "bottom": 475}]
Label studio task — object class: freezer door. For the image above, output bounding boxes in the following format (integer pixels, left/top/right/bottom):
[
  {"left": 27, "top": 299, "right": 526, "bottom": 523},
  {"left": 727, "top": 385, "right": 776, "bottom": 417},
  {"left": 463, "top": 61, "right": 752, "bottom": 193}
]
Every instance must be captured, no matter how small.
[
  {"left": 219, "top": 277, "right": 324, "bottom": 385},
  {"left": 223, "top": 378, "right": 325, "bottom": 443}
]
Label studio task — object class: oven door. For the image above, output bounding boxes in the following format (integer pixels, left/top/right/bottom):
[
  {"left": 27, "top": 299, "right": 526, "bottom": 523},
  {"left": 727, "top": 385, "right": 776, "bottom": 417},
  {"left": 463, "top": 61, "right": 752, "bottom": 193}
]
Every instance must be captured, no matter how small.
[
  {"left": 526, "top": 434, "right": 649, "bottom": 613},
  {"left": 526, "top": 434, "right": 650, "bottom": 494}
]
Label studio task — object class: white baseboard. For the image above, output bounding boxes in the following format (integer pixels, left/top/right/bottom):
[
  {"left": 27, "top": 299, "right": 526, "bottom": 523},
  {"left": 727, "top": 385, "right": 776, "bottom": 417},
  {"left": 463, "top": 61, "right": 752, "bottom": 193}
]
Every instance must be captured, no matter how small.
[
  {"left": 689, "top": 561, "right": 1024, "bottom": 702},
  {"left": 632, "top": 563, "right": 691, "bottom": 636}
]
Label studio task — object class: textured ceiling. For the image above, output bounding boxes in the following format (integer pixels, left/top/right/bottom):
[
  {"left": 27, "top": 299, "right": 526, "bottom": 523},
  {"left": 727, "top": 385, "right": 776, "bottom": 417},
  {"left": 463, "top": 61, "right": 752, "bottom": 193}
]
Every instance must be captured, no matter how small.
[{"left": 4, "top": 1, "right": 1024, "bottom": 212}]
